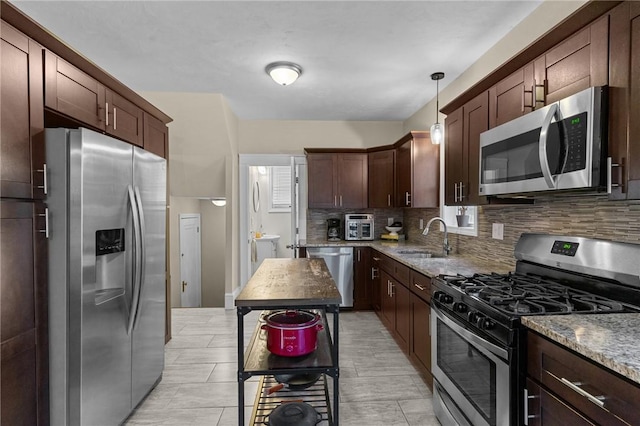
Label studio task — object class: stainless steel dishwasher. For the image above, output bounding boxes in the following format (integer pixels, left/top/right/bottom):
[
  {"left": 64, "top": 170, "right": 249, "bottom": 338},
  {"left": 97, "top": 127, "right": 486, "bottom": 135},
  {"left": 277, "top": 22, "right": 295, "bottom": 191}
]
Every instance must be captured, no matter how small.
[{"left": 306, "top": 247, "right": 354, "bottom": 307}]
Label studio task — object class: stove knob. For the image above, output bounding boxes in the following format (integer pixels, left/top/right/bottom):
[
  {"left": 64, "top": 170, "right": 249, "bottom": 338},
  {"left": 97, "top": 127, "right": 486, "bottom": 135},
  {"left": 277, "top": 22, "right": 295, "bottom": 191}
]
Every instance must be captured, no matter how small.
[
  {"left": 453, "top": 302, "right": 468, "bottom": 313},
  {"left": 467, "top": 311, "right": 479, "bottom": 323},
  {"left": 433, "top": 291, "right": 452, "bottom": 304},
  {"left": 478, "top": 317, "right": 495, "bottom": 330}
]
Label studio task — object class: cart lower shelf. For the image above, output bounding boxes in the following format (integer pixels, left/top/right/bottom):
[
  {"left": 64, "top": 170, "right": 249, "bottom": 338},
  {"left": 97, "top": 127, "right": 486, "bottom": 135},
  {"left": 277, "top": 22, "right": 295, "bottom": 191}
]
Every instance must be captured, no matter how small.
[{"left": 249, "top": 374, "right": 333, "bottom": 425}]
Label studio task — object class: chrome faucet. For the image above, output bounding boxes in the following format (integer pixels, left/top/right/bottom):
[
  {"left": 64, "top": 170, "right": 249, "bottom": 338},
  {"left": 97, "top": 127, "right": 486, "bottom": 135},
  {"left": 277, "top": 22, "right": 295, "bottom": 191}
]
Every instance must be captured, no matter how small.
[{"left": 422, "top": 217, "right": 451, "bottom": 256}]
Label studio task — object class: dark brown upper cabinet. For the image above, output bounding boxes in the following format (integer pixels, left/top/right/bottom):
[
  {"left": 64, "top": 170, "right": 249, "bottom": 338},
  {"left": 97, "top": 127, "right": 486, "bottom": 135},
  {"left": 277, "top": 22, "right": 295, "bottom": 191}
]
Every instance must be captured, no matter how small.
[
  {"left": 105, "top": 89, "right": 144, "bottom": 147},
  {"left": 368, "top": 149, "right": 395, "bottom": 208},
  {"left": 1, "top": 22, "right": 45, "bottom": 200},
  {"left": 445, "top": 92, "right": 488, "bottom": 206},
  {"left": 307, "top": 152, "right": 368, "bottom": 209},
  {"left": 488, "top": 63, "right": 535, "bottom": 129},
  {"left": 395, "top": 131, "right": 439, "bottom": 208}
]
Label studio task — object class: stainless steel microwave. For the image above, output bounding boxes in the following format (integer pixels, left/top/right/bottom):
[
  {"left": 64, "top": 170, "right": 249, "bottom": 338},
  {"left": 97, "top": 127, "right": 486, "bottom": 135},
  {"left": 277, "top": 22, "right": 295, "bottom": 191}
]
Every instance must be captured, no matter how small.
[{"left": 479, "top": 86, "right": 608, "bottom": 196}]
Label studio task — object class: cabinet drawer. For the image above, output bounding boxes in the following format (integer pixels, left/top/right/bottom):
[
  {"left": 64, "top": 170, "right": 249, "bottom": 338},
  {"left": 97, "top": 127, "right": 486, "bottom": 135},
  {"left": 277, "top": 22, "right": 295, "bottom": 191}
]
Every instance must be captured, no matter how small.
[
  {"left": 380, "top": 255, "right": 410, "bottom": 283},
  {"left": 528, "top": 332, "right": 640, "bottom": 425},
  {"left": 409, "top": 270, "right": 431, "bottom": 303}
]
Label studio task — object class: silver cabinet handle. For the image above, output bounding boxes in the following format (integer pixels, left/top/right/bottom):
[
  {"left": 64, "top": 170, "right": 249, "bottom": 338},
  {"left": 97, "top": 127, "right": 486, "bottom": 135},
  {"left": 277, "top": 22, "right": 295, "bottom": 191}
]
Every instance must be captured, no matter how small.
[
  {"left": 357, "top": 249, "right": 361, "bottom": 262},
  {"left": 560, "top": 377, "right": 605, "bottom": 408},
  {"left": 523, "top": 388, "right": 538, "bottom": 425},
  {"left": 414, "top": 283, "right": 426, "bottom": 291},
  {"left": 405, "top": 191, "right": 410, "bottom": 206},
  {"left": 105, "top": 102, "right": 109, "bottom": 126},
  {"left": 389, "top": 282, "right": 395, "bottom": 297},
  {"left": 39, "top": 207, "right": 49, "bottom": 239},
  {"left": 387, "top": 194, "right": 391, "bottom": 207},
  {"left": 113, "top": 107, "right": 117, "bottom": 129},
  {"left": 37, "top": 163, "right": 48, "bottom": 195},
  {"left": 459, "top": 182, "right": 464, "bottom": 201},
  {"left": 454, "top": 182, "right": 459, "bottom": 202},
  {"left": 372, "top": 257, "right": 380, "bottom": 261},
  {"left": 607, "top": 157, "right": 621, "bottom": 194},
  {"left": 339, "top": 195, "right": 343, "bottom": 206},
  {"left": 334, "top": 195, "right": 337, "bottom": 207},
  {"left": 371, "top": 267, "right": 379, "bottom": 280}
]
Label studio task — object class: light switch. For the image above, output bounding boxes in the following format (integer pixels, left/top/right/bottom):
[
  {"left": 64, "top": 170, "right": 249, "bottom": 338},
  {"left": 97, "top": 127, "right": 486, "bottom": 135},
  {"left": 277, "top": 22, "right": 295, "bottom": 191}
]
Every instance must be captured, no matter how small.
[{"left": 492, "top": 223, "right": 504, "bottom": 240}]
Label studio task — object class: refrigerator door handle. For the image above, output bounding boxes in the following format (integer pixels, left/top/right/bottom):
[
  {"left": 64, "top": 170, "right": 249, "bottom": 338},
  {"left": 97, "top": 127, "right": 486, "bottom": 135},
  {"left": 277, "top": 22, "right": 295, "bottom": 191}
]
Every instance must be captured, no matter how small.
[
  {"left": 132, "top": 186, "right": 147, "bottom": 330},
  {"left": 127, "top": 185, "right": 142, "bottom": 335}
]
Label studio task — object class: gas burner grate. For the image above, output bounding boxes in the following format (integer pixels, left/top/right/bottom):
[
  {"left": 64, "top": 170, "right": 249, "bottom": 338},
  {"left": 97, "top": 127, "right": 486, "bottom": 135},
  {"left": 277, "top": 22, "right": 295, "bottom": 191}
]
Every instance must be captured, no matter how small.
[
  {"left": 250, "top": 374, "right": 332, "bottom": 425},
  {"left": 446, "top": 272, "right": 626, "bottom": 315}
]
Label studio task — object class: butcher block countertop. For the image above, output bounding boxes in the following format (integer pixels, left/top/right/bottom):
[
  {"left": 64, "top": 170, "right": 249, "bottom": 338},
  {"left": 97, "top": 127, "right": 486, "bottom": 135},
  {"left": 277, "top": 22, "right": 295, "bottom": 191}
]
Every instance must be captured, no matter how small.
[
  {"left": 235, "top": 258, "right": 342, "bottom": 307},
  {"left": 522, "top": 314, "right": 640, "bottom": 386}
]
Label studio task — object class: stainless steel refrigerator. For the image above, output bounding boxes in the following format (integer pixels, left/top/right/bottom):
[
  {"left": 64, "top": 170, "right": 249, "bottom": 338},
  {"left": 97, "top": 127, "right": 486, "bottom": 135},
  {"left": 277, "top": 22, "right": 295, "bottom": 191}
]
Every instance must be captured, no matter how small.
[{"left": 46, "top": 128, "right": 166, "bottom": 425}]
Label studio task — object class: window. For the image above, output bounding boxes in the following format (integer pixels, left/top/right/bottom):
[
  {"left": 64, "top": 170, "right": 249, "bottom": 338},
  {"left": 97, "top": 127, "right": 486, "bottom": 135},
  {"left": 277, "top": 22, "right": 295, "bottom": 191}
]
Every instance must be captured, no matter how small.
[
  {"left": 269, "top": 166, "right": 291, "bottom": 212},
  {"left": 442, "top": 205, "right": 478, "bottom": 236}
]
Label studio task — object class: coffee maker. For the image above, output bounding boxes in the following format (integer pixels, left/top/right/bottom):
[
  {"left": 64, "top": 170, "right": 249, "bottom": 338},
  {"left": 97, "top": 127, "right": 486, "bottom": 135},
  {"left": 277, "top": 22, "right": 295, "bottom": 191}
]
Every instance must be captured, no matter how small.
[{"left": 327, "top": 218, "right": 341, "bottom": 241}]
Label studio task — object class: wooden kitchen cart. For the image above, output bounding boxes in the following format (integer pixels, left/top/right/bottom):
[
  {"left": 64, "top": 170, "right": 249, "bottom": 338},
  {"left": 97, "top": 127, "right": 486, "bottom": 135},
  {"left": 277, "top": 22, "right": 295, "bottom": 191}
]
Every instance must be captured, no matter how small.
[{"left": 235, "top": 258, "right": 342, "bottom": 426}]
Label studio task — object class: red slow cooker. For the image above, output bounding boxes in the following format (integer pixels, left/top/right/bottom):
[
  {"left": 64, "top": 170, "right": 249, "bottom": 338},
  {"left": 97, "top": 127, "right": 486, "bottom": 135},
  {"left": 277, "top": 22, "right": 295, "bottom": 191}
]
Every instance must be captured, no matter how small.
[{"left": 261, "top": 310, "right": 323, "bottom": 357}]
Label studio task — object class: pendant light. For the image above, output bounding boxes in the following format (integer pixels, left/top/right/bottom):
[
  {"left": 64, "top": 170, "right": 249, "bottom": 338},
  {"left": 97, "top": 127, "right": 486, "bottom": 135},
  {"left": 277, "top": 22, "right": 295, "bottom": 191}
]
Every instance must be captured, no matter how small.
[
  {"left": 430, "top": 72, "right": 445, "bottom": 145},
  {"left": 265, "top": 61, "right": 303, "bottom": 86}
]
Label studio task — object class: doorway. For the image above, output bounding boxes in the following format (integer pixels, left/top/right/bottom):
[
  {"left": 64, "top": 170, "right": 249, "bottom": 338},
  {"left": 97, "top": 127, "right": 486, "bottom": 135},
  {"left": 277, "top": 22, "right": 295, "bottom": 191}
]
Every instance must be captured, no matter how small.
[
  {"left": 179, "top": 214, "right": 202, "bottom": 307},
  {"left": 239, "top": 155, "right": 307, "bottom": 291}
]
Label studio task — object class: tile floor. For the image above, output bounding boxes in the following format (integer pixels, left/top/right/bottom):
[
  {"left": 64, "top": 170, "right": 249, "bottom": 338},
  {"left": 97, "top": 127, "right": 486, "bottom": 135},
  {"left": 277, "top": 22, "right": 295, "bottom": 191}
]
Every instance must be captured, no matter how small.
[{"left": 125, "top": 308, "right": 440, "bottom": 425}]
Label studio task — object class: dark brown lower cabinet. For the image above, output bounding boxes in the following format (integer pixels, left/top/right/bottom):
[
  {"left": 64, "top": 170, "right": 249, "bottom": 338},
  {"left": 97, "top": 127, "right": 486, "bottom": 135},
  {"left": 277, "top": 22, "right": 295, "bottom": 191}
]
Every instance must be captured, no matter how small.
[
  {"left": 1, "top": 200, "right": 48, "bottom": 425},
  {"left": 409, "top": 293, "right": 432, "bottom": 387},
  {"left": 394, "top": 282, "right": 410, "bottom": 352},
  {"left": 527, "top": 331, "right": 640, "bottom": 426},
  {"left": 353, "top": 247, "right": 372, "bottom": 310},
  {"left": 371, "top": 252, "right": 381, "bottom": 312},
  {"left": 380, "top": 270, "right": 395, "bottom": 330}
]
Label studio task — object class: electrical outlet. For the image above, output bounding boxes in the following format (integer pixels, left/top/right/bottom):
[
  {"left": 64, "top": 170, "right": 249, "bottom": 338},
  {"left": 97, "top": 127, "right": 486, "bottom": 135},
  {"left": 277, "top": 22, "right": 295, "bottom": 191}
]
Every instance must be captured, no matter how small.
[
  {"left": 388, "top": 217, "right": 394, "bottom": 226},
  {"left": 492, "top": 223, "right": 504, "bottom": 240},
  {"left": 419, "top": 219, "right": 424, "bottom": 229}
]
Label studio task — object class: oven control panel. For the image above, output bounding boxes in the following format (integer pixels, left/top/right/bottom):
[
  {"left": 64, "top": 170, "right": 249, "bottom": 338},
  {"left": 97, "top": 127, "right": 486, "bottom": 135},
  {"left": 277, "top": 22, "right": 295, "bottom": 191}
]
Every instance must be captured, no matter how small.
[{"left": 551, "top": 240, "right": 579, "bottom": 256}]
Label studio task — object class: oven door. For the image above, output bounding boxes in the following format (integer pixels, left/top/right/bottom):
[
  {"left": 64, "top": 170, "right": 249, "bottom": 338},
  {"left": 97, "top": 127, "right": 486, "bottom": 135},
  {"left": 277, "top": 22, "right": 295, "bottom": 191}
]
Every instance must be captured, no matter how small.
[{"left": 431, "top": 304, "right": 510, "bottom": 426}]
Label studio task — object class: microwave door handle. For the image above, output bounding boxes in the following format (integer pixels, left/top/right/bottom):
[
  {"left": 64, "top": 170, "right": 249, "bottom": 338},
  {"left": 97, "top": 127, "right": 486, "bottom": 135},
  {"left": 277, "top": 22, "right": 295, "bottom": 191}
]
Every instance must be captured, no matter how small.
[{"left": 539, "top": 103, "right": 558, "bottom": 189}]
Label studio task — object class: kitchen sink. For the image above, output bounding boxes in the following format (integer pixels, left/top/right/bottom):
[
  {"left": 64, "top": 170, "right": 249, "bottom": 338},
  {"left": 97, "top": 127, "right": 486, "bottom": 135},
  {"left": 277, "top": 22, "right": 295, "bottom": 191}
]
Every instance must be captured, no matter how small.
[{"left": 396, "top": 250, "right": 444, "bottom": 258}]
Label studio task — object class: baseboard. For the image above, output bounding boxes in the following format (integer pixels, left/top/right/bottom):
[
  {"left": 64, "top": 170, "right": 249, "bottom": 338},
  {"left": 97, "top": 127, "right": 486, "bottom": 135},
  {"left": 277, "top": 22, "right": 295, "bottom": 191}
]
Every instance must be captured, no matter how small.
[{"left": 224, "top": 286, "right": 242, "bottom": 309}]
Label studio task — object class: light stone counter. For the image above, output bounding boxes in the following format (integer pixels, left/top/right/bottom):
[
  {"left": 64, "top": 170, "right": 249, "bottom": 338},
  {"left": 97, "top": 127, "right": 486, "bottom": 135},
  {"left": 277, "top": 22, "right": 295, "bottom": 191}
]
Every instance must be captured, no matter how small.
[
  {"left": 303, "top": 239, "right": 512, "bottom": 278},
  {"left": 522, "top": 314, "right": 640, "bottom": 386}
]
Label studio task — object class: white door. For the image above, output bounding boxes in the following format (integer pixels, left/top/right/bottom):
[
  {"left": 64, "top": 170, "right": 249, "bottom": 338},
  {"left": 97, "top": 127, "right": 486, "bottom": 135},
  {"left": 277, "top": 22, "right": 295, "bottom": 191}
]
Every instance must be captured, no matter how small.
[{"left": 179, "top": 214, "right": 201, "bottom": 307}]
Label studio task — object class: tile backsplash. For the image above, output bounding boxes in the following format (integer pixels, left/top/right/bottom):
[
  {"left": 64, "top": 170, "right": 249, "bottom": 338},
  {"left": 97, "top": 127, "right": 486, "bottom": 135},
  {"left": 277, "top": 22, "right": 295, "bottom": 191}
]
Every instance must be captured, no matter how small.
[
  {"left": 308, "top": 195, "right": 640, "bottom": 271},
  {"left": 406, "top": 194, "right": 640, "bottom": 270}
]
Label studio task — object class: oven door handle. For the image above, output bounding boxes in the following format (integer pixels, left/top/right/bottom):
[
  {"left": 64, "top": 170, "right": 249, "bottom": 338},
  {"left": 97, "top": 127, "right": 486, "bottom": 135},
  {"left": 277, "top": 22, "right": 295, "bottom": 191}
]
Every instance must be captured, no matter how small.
[{"left": 433, "top": 304, "right": 508, "bottom": 360}]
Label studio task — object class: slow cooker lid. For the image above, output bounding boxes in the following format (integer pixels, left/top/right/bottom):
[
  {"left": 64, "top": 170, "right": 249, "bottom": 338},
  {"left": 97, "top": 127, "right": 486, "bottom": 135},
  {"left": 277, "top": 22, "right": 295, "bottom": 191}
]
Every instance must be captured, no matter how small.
[{"left": 266, "top": 310, "right": 318, "bottom": 327}]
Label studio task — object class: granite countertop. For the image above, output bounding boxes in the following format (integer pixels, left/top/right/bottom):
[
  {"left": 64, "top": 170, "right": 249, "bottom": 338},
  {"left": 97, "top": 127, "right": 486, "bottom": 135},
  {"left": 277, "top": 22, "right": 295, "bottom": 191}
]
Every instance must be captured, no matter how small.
[
  {"left": 522, "top": 314, "right": 640, "bottom": 386},
  {"left": 236, "top": 258, "right": 342, "bottom": 307},
  {"left": 303, "top": 239, "right": 512, "bottom": 278}
]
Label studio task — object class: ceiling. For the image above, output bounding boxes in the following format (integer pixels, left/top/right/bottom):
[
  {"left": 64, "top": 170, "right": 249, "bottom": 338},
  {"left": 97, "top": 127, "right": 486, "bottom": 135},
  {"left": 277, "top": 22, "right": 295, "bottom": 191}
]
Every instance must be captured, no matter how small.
[{"left": 13, "top": 1, "right": 543, "bottom": 121}]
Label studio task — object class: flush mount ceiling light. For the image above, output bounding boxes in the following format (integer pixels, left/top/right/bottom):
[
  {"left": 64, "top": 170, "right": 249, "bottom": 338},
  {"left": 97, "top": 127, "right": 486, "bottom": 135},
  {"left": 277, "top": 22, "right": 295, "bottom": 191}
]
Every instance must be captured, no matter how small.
[
  {"left": 265, "top": 61, "right": 302, "bottom": 86},
  {"left": 430, "top": 72, "right": 445, "bottom": 145},
  {"left": 211, "top": 197, "right": 226, "bottom": 207}
]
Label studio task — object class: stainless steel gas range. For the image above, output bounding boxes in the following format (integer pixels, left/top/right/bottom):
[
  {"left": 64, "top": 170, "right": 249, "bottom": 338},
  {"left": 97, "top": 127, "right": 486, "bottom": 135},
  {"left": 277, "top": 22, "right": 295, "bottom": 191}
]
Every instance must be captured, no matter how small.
[{"left": 430, "top": 233, "right": 640, "bottom": 426}]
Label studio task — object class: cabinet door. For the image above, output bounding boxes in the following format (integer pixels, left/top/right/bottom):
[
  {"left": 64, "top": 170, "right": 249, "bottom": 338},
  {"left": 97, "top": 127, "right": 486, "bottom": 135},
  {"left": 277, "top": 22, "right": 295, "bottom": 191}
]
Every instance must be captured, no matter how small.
[
  {"left": 396, "top": 141, "right": 412, "bottom": 207},
  {"left": 106, "top": 89, "right": 143, "bottom": 146},
  {"left": 44, "top": 51, "right": 105, "bottom": 130},
  {"left": 541, "top": 16, "right": 609, "bottom": 104},
  {"left": 394, "top": 282, "right": 410, "bottom": 353},
  {"left": 144, "top": 112, "right": 169, "bottom": 159},
  {"left": 371, "top": 252, "right": 381, "bottom": 312},
  {"left": 337, "top": 153, "right": 367, "bottom": 208},
  {"left": 444, "top": 107, "right": 464, "bottom": 206},
  {"left": 525, "top": 379, "right": 594, "bottom": 426},
  {"left": 368, "top": 150, "right": 395, "bottom": 207},
  {"left": 1, "top": 23, "right": 45, "bottom": 200},
  {"left": 307, "top": 153, "right": 337, "bottom": 208},
  {"left": 380, "top": 270, "right": 395, "bottom": 329},
  {"left": 463, "top": 92, "right": 489, "bottom": 205},
  {"left": 488, "top": 63, "right": 534, "bottom": 128},
  {"left": 353, "top": 247, "right": 372, "bottom": 310},
  {"left": 1, "top": 200, "right": 48, "bottom": 426},
  {"left": 410, "top": 293, "right": 431, "bottom": 380},
  {"left": 411, "top": 133, "right": 439, "bottom": 208},
  {"left": 628, "top": 13, "right": 640, "bottom": 198}
]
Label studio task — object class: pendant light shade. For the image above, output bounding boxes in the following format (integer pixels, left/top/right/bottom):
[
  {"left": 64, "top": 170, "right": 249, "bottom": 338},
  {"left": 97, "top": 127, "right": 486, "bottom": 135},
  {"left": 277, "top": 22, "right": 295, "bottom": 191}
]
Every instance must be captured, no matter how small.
[
  {"left": 430, "top": 72, "right": 445, "bottom": 145},
  {"left": 266, "top": 61, "right": 302, "bottom": 86}
]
